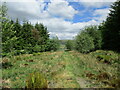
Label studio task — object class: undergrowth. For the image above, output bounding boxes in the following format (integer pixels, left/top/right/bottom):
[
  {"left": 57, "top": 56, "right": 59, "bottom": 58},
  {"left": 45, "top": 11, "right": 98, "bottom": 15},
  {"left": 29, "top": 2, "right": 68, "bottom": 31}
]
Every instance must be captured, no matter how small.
[{"left": 2, "top": 50, "right": 120, "bottom": 88}]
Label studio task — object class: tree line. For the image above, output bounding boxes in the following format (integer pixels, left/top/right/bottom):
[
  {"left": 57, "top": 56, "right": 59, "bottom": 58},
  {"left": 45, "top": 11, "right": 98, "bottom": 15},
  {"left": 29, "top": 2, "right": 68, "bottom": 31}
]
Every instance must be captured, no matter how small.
[
  {"left": 66, "top": 1, "right": 120, "bottom": 53},
  {"left": 1, "top": 3, "right": 60, "bottom": 57},
  {"left": 1, "top": 1, "right": 120, "bottom": 56}
]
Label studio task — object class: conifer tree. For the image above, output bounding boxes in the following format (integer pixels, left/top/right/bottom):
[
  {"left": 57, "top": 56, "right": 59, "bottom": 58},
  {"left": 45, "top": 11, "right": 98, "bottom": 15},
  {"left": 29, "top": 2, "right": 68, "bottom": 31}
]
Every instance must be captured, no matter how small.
[
  {"left": 102, "top": 1, "right": 120, "bottom": 52},
  {"left": 35, "top": 23, "right": 49, "bottom": 45},
  {"left": 1, "top": 3, "right": 17, "bottom": 53},
  {"left": 13, "top": 19, "right": 21, "bottom": 37},
  {"left": 21, "top": 22, "right": 33, "bottom": 47}
]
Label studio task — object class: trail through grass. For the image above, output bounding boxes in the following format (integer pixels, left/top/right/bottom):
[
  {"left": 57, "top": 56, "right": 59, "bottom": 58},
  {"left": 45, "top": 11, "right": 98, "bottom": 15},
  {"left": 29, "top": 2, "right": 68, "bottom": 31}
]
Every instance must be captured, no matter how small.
[{"left": 2, "top": 50, "right": 119, "bottom": 88}]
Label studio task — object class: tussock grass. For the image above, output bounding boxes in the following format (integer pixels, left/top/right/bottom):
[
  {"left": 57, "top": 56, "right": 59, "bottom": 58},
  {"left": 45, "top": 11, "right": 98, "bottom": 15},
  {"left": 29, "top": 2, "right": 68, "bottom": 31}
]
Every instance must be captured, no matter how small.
[{"left": 2, "top": 50, "right": 120, "bottom": 88}]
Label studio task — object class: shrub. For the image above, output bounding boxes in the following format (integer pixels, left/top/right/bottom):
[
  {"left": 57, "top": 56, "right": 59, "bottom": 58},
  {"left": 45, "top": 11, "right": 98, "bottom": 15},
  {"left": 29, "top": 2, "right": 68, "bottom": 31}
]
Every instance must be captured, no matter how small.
[
  {"left": 24, "top": 44, "right": 34, "bottom": 54},
  {"left": 45, "top": 37, "right": 60, "bottom": 51},
  {"left": 1, "top": 53, "right": 8, "bottom": 57},
  {"left": 75, "top": 33, "right": 95, "bottom": 53},
  {"left": 13, "top": 50, "right": 26, "bottom": 56},
  {"left": 65, "top": 40, "right": 74, "bottom": 51},
  {"left": 30, "top": 45, "right": 46, "bottom": 53},
  {"left": 25, "top": 72, "right": 48, "bottom": 88},
  {"left": 83, "top": 26, "right": 102, "bottom": 50}
]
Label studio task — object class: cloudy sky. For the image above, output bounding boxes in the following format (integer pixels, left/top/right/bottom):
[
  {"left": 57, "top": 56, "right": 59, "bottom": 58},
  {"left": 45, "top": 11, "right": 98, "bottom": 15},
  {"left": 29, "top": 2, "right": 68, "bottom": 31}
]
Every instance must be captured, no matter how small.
[{"left": 3, "top": 0, "right": 117, "bottom": 39}]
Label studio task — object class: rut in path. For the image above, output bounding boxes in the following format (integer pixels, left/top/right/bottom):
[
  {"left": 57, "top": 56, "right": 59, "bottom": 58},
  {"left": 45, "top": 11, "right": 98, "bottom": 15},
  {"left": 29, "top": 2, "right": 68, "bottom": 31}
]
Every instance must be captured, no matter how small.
[{"left": 47, "top": 51, "right": 90, "bottom": 88}]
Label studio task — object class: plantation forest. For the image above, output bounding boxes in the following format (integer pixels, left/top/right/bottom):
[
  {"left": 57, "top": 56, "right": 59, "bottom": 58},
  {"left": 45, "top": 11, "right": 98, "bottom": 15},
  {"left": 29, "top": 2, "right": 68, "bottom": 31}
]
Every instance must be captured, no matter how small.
[{"left": 1, "top": 1, "right": 120, "bottom": 89}]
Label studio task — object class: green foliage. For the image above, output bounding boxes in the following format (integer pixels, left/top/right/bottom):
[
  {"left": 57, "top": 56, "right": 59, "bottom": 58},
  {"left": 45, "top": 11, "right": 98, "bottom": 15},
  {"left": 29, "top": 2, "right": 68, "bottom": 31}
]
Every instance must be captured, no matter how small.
[
  {"left": 13, "top": 50, "right": 26, "bottom": 55},
  {"left": 83, "top": 26, "right": 102, "bottom": 50},
  {"left": 33, "top": 45, "right": 42, "bottom": 52},
  {"left": 45, "top": 36, "right": 60, "bottom": 51},
  {"left": 65, "top": 40, "right": 74, "bottom": 51},
  {"left": 2, "top": 50, "right": 120, "bottom": 88},
  {"left": 1, "top": 4, "right": 54, "bottom": 56},
  {"left": 31, "top": 29, "right": 40, "bottom": 46},
  {"left": 13, "top": 19, "right": 21, "bottom": 37},
  {"left": 35, "top": 23, "right": 49, "bottom": 45},
  {"left": 2, "top": 19, "right": 17, "bottom": 53},
  {"left": 0, "top": 2, "right": 7, "bottom": 18},
  {"left": 75, "top": 33, "right": 95, "bottom": 53},
  {"left": 25, "top": 72, "right": 48, "bottom": 88},
  {"left": 90, "top": 50, "right": 119, "bottom": 64},
  {"left": 20, "top": 22, "right": 33, "bottom": 46},
  {"left": 101, "top": 1, "right": 120, "bottom": 52},
  {"left": 1, "top": 4, "right": 53, "bottom": 56},
  {"left": 33, "top": 52, "right": 42, "bottom": 56},
  {"left": 33, "top": 45, "right": 46, "bottom": 52},
  {"left": 2, "top": 58, "right": 13, "bottom": 69},
  {"left": 74, "top": 25, "right": 102, "bottom": 53},
  {"left": 97, "top": 55, "right": 112, "bottom": 64}
]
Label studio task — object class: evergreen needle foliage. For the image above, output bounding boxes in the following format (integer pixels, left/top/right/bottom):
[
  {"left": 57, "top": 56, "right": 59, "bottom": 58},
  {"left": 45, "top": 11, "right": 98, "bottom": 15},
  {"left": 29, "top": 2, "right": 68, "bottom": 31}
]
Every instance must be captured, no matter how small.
[{"left": 1, "top": 3, "right": 60, "bottom": 56}]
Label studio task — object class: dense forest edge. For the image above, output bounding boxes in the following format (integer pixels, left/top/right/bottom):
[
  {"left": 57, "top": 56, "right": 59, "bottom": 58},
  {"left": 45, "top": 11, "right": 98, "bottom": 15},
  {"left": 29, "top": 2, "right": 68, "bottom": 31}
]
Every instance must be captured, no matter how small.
[{"left": 0, "top": 1, "right": 120, "bottom": 88}]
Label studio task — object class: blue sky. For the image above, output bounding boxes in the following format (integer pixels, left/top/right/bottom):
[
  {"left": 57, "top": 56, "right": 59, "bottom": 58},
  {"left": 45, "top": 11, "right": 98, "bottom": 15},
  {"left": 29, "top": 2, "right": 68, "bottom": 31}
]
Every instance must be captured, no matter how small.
[
  {"left": 4, "top": 0, "right": 116, "bottom": 39},
  {"left": 69, "top": 2, "right": 111, "bottom": 23}
]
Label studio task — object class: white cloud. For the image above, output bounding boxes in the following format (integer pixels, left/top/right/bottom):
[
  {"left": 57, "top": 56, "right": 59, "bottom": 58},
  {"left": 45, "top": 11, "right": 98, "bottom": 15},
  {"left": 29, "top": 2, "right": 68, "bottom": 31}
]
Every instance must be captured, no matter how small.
[
  {"left": 2, "top": 0, "right": 41, "bottom": 2},
  {"left": 6, "top": 0, "right": 45, "bottom": 20},
  {"left": 94, "top": 8, "right": 110, "bottom": 16},
  {"left": 49, "top": 32, "right": 77, "bottom": 40},
  {"left": 5, "top": 0, "right": 113, "bottom": 39},
  {"left": 48, "top": 31, "right": 78, "bottom": 40},
  {"left": 93, "top": 8, "right": 110, "bottom": 22},
  {"left": 5, "top": 0, "right": 78, "bottom": 39},
  {"left": 78, "top": 0, "right": 116, "bottom": 2},
  {"left": 79, "top": 0, "right": 116, "bottom": 8},
  {"left": 47, "top": 0, "right": 78, "bottom": 19},
  {"left": 2, "top": 0, "right": 117, "bottom": 2},
  {"left": 30, "top": 17, "right": 99, "bottom": 39},
  {"left": 6, "top": 0, "right": 78, "bottom": 20}
]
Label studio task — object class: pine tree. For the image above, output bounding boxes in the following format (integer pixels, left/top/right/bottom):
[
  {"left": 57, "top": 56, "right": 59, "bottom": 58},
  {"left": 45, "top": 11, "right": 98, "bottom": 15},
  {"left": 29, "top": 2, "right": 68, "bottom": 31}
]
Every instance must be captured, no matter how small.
[
  {"left": 1, "top": 3, "right": 17, "bottom": 53},
  {"left": 102, "top": 1, "right": 120, "bottom": 52},
  {"left": 35, "top": 23, "right": 49, "bottom": 45},
  {"left": 13, "top": 19, "right": 21, "bottom": 37},
  {"left": 0, "top": 2, "right": 7, "bottom": 18},
  {"left": 21, "top": 22, "right": 33, "bottom": 47}
]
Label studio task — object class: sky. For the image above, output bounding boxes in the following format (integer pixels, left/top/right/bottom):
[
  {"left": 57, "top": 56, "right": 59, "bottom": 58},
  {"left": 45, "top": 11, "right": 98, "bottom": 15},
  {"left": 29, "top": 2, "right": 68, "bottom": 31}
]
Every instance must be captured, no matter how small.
[{"left": 2, "top": 0, "right": 117, "bottom": 40}]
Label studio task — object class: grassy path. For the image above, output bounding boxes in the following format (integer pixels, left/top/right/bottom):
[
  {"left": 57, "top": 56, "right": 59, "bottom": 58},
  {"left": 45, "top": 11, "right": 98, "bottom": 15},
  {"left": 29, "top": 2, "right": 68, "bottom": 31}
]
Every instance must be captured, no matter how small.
[
  {"left": 27, "top": 51, "right": 90, "bottom": 88},
  {"left": 34, "top": 51, "right": 81, "bottom": 88},
  {"left": 2, "top": 50, "right": 118, "bottom": 88}
]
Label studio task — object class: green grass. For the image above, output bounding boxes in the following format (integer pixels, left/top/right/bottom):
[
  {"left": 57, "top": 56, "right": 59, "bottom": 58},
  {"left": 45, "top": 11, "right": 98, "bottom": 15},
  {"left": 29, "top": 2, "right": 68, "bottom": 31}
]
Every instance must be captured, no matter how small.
[{"left": 2, "top": 50, "right": 120, "bottom": 88}]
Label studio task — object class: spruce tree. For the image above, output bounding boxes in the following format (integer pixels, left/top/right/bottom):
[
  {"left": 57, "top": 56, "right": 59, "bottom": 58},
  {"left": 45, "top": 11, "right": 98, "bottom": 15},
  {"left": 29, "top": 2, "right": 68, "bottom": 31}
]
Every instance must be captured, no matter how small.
[
  {"left": 1, "top": 3, "right": 17, "bottom": 53},
  {"left": 21, "top": 22, "right": 33, "bottom": 46},
  {"left": 102, "top": 1, "right": 120, "bottom": 52},
  {"left": 13, "top": 19, "right": 21, "bottom": 37},
  {"left": 35, "top": 23, "right": 49, "bottom": 45}
]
